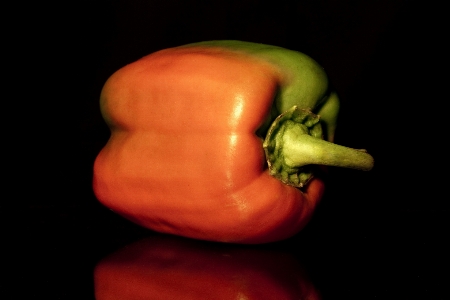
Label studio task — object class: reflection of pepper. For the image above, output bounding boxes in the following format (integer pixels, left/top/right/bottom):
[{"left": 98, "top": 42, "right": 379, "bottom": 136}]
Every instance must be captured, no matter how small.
[
  {"left": 94, "top": 236, "right": 321, "bottom": 300},
  {"left": 93, "top": 40, "right": 374, "bottom": 243}
]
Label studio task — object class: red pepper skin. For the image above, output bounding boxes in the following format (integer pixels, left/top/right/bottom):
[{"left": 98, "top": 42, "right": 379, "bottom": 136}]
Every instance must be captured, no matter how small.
[{"left": 93, "top": 42, "right": 328, "bottom": 244}]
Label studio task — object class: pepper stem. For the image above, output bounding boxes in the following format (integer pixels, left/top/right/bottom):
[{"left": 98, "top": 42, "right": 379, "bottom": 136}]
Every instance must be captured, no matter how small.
[{"left": 263, "top": 106, "right": 374, "bottom": 188}]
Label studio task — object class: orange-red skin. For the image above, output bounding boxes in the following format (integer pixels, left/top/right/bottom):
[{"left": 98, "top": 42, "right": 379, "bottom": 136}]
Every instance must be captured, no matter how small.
[{"left": 93, "top": 47, "right": 325, "bottom": 244}]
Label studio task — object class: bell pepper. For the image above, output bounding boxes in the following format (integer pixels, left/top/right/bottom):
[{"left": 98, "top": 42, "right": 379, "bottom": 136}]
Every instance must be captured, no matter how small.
[{"left": 93, "top": 40, "right": 373, "bottom": 244}]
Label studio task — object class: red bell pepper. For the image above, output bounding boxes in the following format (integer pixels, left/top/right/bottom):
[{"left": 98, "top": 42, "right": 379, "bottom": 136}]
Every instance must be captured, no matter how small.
[{"left": 93, "top": 40, "right": 373, "bottom": 243}]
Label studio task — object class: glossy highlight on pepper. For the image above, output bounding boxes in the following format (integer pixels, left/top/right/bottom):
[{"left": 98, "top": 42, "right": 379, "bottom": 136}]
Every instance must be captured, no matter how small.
[{"left": 93, "top": 40, "right": 374, "bottom": 244}]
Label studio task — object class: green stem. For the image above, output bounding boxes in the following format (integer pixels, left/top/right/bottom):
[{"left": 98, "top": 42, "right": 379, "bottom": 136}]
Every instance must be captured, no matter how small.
[
  {"left": 263, "top": 106, "right": 374, "bottom": 188},
  {"left": 282, "top": 130, "right": 374, "bottom": 171}
]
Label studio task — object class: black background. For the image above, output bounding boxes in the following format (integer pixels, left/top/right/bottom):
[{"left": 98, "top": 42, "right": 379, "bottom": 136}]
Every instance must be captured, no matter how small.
[{"left": 12, "top": 0, "right": 447, "bottom": 299}]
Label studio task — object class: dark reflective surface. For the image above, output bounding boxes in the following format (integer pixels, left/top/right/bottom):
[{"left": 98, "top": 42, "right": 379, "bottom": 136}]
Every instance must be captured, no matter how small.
[
  {"left": 94, "top": 235, "right": 321, "bottom": 299},
  {"left": 20, "top": 198, "right": 447, "bottom": 299}
]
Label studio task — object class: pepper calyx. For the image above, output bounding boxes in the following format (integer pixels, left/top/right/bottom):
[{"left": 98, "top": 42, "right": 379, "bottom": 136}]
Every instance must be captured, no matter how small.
[
  {"left": 263, "top": 106, "right": 374, "bottom": 188},
  {"left": 263, "top": 106, "right": 322, "bottom": 188}
]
